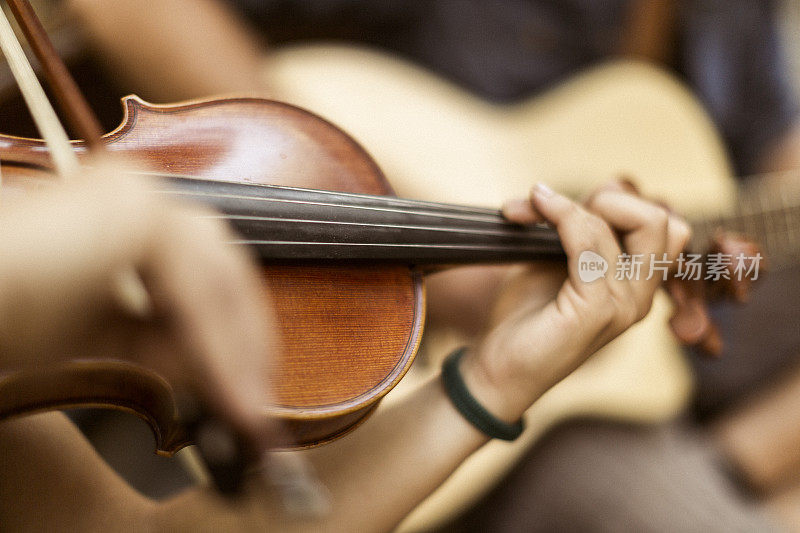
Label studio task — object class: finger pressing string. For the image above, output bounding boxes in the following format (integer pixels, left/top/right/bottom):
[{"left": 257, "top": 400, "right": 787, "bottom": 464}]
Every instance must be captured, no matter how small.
[{"left": 501, "top": 197, "right": 545, "bottom": 225}]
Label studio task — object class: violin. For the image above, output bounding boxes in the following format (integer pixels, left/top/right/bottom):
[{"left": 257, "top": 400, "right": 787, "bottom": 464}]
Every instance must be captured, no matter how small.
[
  {"left": 0, "top": 0, "right": 753, "bottom": 498},
  {"left": 0, "top": 0, "right": 565, "bottom": 497},
  {"left": 0, "top": 94, "right": 565, "bottom": 448}
]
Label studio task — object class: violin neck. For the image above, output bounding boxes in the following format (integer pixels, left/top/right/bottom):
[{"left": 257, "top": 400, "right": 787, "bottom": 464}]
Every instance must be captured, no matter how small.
[{"left": 159, "top": 177, "right": 565, "bottom": 265}]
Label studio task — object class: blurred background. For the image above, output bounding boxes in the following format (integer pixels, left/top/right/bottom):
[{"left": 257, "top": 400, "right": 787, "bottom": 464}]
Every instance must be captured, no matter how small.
[
  {"left": 3, "top": 1, "right": 800, "bottom": 531},
  {"left": 1, "top": 1, "right": 798, "bottom": 138}
]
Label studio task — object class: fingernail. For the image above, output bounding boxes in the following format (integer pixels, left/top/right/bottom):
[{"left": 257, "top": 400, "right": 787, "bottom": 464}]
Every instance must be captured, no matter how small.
[
  {"left": 501, "top": 199, "right": 531, "bottom": 219},
  {"left": 534, "top": 182, "right": 555, "bottom": 198},
  {"left": 672, "top": 217, "right": 692, "bottom": 236}
]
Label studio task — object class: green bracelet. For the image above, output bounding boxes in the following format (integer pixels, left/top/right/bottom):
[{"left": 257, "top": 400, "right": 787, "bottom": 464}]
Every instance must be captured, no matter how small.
[{"left": 441, "top": 347, "right": 524, "bottom": 441}]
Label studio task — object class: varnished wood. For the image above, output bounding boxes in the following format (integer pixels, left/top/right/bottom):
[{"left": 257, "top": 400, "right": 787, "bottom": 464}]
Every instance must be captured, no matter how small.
[
  {"left": 5, "top": 0, "right": 104, "bottom": 148},
  {"left": 0, "top": 96, "right": 426, "bottom": 450},
  {"left": 0, "top": 362, "right": 189, "bottom": 452}
]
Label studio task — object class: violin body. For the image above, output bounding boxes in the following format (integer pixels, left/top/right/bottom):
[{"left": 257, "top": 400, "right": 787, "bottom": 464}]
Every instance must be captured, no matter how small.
[{"left": 0, "top": 96, "right": 425, "bottom": 450}]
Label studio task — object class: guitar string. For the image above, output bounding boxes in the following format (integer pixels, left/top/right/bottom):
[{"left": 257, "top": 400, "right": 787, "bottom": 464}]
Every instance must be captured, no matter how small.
[
  {"left": 781, "top": 179, "right": 797, "bottom": 245},
  {"left": 691, "top": 191, "right": 800, "bottom": 251},
  {"left": 691, "top": 215, "right": 800, "bottom": 264}
]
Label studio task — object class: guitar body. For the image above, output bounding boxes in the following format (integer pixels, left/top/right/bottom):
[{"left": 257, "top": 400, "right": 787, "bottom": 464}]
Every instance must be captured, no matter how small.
[{"left": 268, "top": 45, "right": 737, "bottom": 529}]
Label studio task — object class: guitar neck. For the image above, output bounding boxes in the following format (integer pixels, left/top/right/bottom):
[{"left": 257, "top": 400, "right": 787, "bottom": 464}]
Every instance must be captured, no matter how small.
[{"left": 690, "top": 176, "right": 800, "bottom": 266}]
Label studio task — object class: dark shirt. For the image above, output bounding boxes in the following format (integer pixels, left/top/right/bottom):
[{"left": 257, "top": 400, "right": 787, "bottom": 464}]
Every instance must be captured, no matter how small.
[{"left": 229, "top": 0, "right": 799, "bottom": 175}]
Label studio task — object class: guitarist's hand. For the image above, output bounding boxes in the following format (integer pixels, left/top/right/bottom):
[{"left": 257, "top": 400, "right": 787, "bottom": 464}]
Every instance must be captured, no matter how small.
[{"left": 460, "top": 183, "right": 691, "bottom": 422}]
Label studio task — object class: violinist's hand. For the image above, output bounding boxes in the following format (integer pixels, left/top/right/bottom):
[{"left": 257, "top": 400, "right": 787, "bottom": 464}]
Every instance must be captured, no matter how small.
[
  {"left": 459, "top": 183, "right": 691, "bottom": 422},
  {"left": 0, "top": 164, "right": 275, "bottom": 446}
]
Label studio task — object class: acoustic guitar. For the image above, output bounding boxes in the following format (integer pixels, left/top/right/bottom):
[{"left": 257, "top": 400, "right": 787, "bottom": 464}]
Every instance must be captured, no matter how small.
[{"left": 265, "top": 45, "right": 798, "bottom": 529}]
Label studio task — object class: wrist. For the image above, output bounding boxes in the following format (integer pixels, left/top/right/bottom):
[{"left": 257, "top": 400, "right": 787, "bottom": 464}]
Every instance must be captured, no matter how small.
[
  {"left": 442, "top": 348, "right": 525, "bottom": 441},
  {"left": 458, "top": 344, "right": 529, "bottom": 424}
]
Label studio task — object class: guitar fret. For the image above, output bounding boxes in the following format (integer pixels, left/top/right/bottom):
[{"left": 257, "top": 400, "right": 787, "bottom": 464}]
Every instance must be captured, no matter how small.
[
  {"left": 759, "top": 185, "right": 776, "bottom": 253},
  {"left": 781, "top": 180, "right": 797, "bottom": 250},
  {"left": 692, "top": 178, "right": 800, "bottom": 269}
]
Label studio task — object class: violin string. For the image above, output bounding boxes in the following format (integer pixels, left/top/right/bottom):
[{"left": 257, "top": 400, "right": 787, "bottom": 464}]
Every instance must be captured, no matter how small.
[
  {"left": 159, "top": 189, "right": 510, "bottom": 225},
  {"left": 204, "top": 214, "right": 552, "bottom": 240},
  {"left": 150, "top": 169, "right": 800, "bottom": 246},
  {"left": 107, "top": 170, "right": 800, "bottom": 241},
  {"left": 133, "top": 165, "right": 800, "bottom": 196},
  {"left": 233, "top": 240, "right": 559, "bottom": 252},
  {"left": 124, "top": 169, "right": 800, "bottom": 253},
  {"left": 160, "top": 187, "right": 506, "bottom": 222},
  {"left": 133, "top": 170, "right": 501, "bottom": 216},
  {"left": 136, "top": 167, "right": 800, "bottom": 216},
  {"left": 164, "top": 179, "right": 800, "bottom": 232}
]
